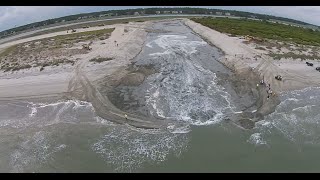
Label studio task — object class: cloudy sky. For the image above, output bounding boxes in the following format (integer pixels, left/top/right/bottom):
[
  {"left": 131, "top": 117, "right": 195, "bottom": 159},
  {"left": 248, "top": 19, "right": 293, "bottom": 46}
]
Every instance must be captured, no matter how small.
[{"left": 0, "top": 6, "right": 320, "bottom": 32}]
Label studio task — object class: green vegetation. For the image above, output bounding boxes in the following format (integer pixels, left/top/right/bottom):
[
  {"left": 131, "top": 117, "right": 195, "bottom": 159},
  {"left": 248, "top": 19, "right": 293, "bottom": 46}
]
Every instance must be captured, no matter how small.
[
  {"left": 0, "top": 28, "right": 112, "bottom": 73},
  {"left": 191, "top": 17, "right": 320, "bottom": 46},
  {"left": 2, "top": 63, "right": 32, "bottom": 72},
  {"left": 0, "top": 59, "right": 75, "bottom": 72},
  {"left": 53, "top": 28, "right": 114, "bottom": 45},
  {"left": 255, "top": 46, "right": 266, "bottom": 50},
  {"left": 89, "top": 57, "right": 114, "bottom": 63},
  {"left": 38, "top": 59, "right": 74, "bottom": 67},
  {"left": 2, "top": 7, "right": 316, "bottom": 39},
  {"left": 269, "top": 52, "right": 320, "bottom": 60},
  {"left": 0, "top": 45, "right": 18, "bottom": 57},
  {"left": 1, "top": 28, "right": 114, "bottom": 59},
  {"left": 13, "top": 16, "right": 178, "bottom": 41}
]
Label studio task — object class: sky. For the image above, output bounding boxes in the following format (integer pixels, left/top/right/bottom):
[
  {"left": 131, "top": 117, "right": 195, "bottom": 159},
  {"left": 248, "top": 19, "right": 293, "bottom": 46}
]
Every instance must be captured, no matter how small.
[{"left": 1, "top": 6, "right": 320, "bottom": 32}]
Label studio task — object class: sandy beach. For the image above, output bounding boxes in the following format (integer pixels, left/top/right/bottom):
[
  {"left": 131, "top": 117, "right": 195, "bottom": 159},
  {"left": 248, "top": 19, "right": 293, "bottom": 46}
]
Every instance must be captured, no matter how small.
[
  {"left": 184, "top": 18, "right": 320, "bottom": 93},
  {"left": 1, "top": 17, "right": 320, "bottom": 129},
  {"left": 0, "top": 21, "right": 149, "bottom": 100},
  {"left": 2, "top": 18, "right": 319, "bottom": 100}
]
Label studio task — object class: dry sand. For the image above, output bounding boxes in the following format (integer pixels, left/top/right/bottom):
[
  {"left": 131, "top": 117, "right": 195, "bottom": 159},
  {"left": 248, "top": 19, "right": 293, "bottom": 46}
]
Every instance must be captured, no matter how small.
[
  {"left": 3, "top": 18, "right": 318, "bottom": 101},
  {"left": 0, "top": 21, "right": 149, "bottom": 100},
  {"left": 184, "top": 18, "right": 320, "bottom": 93},
  {"left": 1, "top": 18, "right": 320, "bottom": 127},
  {"left": 2, "top": 17, "right": 317, "bottom": 129}
]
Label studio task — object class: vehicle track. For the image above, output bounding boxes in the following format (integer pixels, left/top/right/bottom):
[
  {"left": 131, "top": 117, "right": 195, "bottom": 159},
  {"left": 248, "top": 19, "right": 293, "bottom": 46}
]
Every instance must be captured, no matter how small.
[{"left": 66, "top": 60, "right": 170, "bottom": 129}]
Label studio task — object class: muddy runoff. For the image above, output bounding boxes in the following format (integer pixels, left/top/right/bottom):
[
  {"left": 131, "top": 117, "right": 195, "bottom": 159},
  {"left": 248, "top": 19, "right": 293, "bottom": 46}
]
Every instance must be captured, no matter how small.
[{"left": 68, "top": 19, "right": 280, "bottom": 130}]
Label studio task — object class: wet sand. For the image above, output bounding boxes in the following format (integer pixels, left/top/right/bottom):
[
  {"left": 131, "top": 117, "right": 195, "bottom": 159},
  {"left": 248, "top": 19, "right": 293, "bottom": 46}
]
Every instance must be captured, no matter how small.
[
  {"left": 183, "top": 18, "right": 284, "bottom": 126},
  {"left": 183, "top": 18, "right": 320, "bottom": 93},
  {"left": 0, "top": 18, "right": 283, "bottom": 129},
  {"left": 0, "top": 21, "right": 149, "bottom": 100},
  {"left": 2, "top": 18, "right": 317, "bottom": 129},
  {"left": 2, "top": 18, "right": 320, "bottom": 173}
]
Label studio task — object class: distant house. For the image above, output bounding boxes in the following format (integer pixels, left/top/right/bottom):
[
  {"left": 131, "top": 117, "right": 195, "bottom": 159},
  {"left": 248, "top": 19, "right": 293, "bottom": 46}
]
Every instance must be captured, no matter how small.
[
  {"left": 134, "top": 12, "right": 140, "bottom": 16},
  {"left": 99, "top": 14, "right": 109, "bottom": 18},
  {"left": 216, "top": 12, "right": 222, "bottom": 15},
  {"left": 172, "top": 11, "right": 178, "bottom": 14},
  {"left": 77, "top": 17, "right": 82, "bottom": 20},
  {"left": 179, "top": 11, "right": 182, "bottom": 14},
  {"left": 225, "top": 12, "right": 231, "bottom": 16},
  {"left": 61, "top": 20, "right": 65, "bottom": 23},
  {"left": 163, "top": 11, "right": 170, "bottom": 14},
  {"left": 156, "top": 11, "right": 161, "bottom": 14}
]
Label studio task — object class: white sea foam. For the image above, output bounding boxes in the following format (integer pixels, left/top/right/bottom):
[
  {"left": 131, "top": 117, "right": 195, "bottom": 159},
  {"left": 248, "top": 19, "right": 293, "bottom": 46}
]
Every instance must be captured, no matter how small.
[
  {"left": 29, "top": 107, "right": 37, "bottom": 117},
  {"left": 247, "top": 133, "right": 267, "bottom": 146},
  {"left": 10, "top": 131, "right": 67, "bottom": 172},
  {"left": 148, "top": 35, "right": 206, "bottom": 56},
  {"left": 256, "top": 87, "right": 320, "bottom": 146},
  {"left": 91, "top": 126, "right": 189, "bottom": 172}
]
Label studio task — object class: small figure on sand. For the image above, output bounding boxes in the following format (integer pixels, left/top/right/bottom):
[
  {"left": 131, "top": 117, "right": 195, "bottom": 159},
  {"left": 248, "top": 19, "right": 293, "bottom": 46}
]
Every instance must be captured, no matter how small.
[
  {"left": 124, "top": 114, "right": 128, "bottom": 120},
  {"left": 259, "top": 79, "right": 264, "bottom": 85},
  {"left": 266, "top": 89, "right": 273, "bottom": 100}
]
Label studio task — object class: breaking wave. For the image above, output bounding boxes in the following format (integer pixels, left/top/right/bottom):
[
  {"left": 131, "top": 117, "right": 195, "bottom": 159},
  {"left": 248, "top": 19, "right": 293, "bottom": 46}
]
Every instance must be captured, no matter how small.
[
  {"left": 143, "top": 34, "right": 234, "bottom": 126},
  {"left": 1, "top": 99, "right": 190, "bottom": 172},
  {"left": 91, "top": 126, "right": 189, "bottom": 172},
  {"left": 148, "top": 35, "right": 207, "bottom": 56},
  {"left": 251, "top": 87, "right": 320, "bottom": 147}
]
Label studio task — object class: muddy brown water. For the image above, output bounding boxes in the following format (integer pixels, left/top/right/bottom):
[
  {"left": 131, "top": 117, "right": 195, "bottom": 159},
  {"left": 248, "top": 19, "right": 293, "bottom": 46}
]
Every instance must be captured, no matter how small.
[{"left": 1, "top": 20, "right": 320, "bottom": 172}]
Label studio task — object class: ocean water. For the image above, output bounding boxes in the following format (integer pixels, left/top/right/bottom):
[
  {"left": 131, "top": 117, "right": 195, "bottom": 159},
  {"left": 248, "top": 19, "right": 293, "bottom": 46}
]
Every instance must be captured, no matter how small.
[{"left": 1, "top": 20, "right": 320, "bottom": 172}]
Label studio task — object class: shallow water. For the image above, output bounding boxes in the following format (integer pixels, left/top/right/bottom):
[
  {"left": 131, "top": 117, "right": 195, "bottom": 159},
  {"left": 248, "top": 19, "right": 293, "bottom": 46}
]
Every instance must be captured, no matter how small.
[{"left": 1, "top": 20, "right": 320, "bottom": 172}]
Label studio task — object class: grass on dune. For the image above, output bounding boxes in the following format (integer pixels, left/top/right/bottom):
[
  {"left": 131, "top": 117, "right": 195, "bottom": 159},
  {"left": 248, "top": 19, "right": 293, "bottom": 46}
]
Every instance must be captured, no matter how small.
[{"left": 191, "top": 17, "right": 320, "bottom": 46}]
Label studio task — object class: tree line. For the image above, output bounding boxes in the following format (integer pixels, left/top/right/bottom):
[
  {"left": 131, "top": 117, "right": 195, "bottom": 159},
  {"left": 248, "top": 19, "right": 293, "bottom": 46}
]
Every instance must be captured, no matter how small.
[{"left": 0, "top": 7, "right": 316, "bottom": 38}]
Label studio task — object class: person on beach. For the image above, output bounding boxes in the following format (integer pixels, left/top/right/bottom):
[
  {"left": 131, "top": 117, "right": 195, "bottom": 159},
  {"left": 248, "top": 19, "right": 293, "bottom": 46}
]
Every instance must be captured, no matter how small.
[
  {"left": 124, "top": 114, "right": 128, "bottom": 120},
  {"left": 260, "top": 79, "right": 264, "bottom": 85}
]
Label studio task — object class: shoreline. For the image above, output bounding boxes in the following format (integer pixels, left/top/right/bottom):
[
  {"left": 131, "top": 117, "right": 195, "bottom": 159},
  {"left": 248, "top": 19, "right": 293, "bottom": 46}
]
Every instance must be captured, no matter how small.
[
  {"left": 0, "top": 18, "right": 319, "bottom": 129},
  {"left": 183, "top": 18, "right": 282, "bottom": 125},
  {"left": 0, "top": 21, "right": 150, "bottom": 101},
  {"left": 183, "top": 18, "right": 320, "bottom": 93}
]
